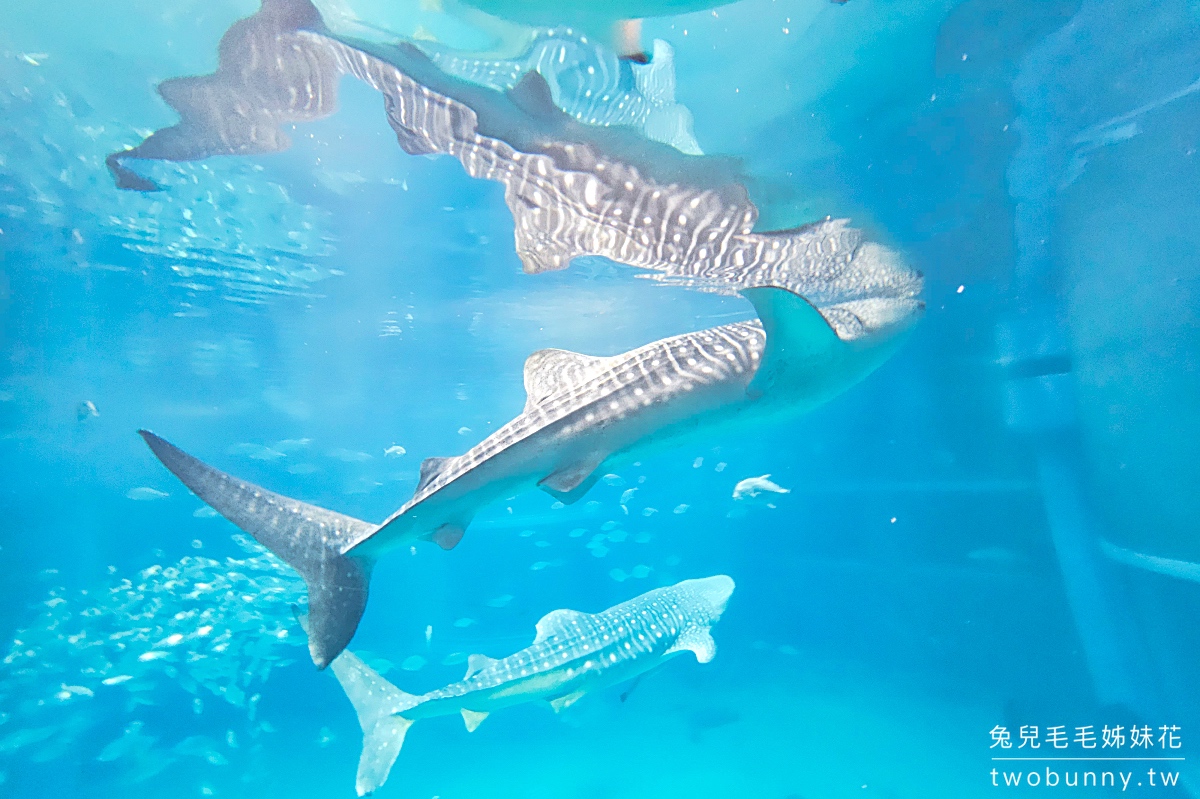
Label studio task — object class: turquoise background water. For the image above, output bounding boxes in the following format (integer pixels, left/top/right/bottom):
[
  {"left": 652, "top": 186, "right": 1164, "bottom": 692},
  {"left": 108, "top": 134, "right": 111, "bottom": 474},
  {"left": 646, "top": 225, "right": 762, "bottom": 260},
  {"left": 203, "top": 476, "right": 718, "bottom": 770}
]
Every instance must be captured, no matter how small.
[{"left": 2, "top": 0, "right": 1198, "bottom": 796}]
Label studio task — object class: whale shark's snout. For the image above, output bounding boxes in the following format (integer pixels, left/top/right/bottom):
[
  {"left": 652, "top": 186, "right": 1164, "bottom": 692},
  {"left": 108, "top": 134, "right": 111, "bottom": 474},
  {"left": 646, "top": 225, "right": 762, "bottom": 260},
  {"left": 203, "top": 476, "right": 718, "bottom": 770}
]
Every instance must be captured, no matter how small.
[{"left": 681, "top": 575, "right": 735, "bottom": 621}]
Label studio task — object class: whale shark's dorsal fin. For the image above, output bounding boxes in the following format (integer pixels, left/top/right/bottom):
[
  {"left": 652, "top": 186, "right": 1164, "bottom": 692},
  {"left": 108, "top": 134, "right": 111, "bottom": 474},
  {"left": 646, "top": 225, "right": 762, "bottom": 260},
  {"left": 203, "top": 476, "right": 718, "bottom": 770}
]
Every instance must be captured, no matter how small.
[
  {"left": 416, "top": 456, "right": 454, "bottom": 495},
  {"left": 667, "top": 625, "right": 717, "bottom": 664},
  {"left": 533, "top": 608, "right": 588, "bottom": 644},
  {"left": 507, "top": 70, "right": 563, "bottom": 125},
  {"left": 464, "top": 653, "right": 500, "bottom": 679},
  {"left": 523, "top": 348, "right": 611, "bottom": 412}
]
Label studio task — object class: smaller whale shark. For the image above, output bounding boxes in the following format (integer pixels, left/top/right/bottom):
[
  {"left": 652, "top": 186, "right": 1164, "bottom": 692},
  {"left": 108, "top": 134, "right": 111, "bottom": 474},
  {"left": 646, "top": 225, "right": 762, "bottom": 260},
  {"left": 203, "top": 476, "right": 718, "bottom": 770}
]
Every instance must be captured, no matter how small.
[{"left": 317, "top": 575, "right": 733, "bottom": 795}]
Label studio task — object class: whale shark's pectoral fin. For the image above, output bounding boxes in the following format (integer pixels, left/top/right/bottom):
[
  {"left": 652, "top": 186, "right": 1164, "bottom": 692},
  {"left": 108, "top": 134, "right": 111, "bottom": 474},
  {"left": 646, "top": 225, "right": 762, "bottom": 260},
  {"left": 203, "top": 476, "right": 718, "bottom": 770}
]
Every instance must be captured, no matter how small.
[
  {"left": 538, "top": 453, "right": 606, "bottom": 495},
  {"left": 549, "top": 690, "right": 586, "bottom": 713},
  {"left": 533, "top": 608, "right": 589, "bottom": 644},
  {"left": 431, "top": 523, "right": 466, "bottom": 551},
  {"left": 619, "top": 661, "right": 668, "bottom": 702},
  {"left": 522, "top": 348, "right": 613, "bottom": 412},
  {"left": 461, "top": 708, "right": 489, "bottom": 732},
  {"left": 739, "top": 287, "right": 843, "bottom": 400},
  {"left": 465, "top": 653, "right": 501, "bottom": 678},
  {"left": 538, "top": 470, "right": 601, "bottom": 505},
  {"left": 667, "top": 625, "right": 717, "bottom": 664}
]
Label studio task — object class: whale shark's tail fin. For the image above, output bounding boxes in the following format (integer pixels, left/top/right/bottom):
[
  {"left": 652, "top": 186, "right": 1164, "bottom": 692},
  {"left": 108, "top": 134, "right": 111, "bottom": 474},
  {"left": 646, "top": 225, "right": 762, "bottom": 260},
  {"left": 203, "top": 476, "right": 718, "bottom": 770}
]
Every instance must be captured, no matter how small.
[
  {"left": 329, "top": 646, "right": 421, "bottom": 795},
  {"left": 138, "top": 430, "right": 374, "bottom": 669}
]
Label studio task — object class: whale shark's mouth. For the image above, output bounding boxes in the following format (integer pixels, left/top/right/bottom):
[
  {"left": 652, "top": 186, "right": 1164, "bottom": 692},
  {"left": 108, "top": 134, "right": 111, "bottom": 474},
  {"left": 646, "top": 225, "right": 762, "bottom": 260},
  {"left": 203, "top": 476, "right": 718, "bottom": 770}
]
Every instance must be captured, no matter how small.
[{"left": 685, "top": 575, "right": 736, "bottom": 618}]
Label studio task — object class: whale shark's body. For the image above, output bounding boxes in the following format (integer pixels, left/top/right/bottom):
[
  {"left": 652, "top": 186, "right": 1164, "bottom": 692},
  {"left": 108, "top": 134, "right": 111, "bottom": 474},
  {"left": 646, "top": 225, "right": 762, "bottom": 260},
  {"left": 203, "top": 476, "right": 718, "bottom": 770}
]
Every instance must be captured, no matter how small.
[
  {"left": 106, "top": 0, "right": 920, "bottom": 321},
  {"left": 124, "top": 0, "right": 923, "bottom": 669},
  {"left": 321, "top": 575, "right": 734, "bottom": 795},
  {"left": 142, "top": 283, "right": 917, "bottom": 668}
]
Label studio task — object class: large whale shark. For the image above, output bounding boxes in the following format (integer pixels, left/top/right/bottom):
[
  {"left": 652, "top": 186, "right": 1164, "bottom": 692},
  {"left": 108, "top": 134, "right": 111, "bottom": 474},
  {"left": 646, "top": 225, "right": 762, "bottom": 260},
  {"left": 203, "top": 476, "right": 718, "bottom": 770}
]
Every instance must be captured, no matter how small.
[
  {"left": 106, "top": 0, "right": 920, "bottom": 318},
  {"left": 140, "top": 283, "right": 918, "bottom": 669},
  {"left": 315, "top": 575, "right": 734, "bottom": 795}
]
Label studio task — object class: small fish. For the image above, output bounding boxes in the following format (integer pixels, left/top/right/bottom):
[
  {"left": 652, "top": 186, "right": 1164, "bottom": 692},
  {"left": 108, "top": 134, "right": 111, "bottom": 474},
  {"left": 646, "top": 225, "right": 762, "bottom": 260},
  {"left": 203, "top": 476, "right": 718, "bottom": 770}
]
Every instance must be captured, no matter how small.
[
  {"left": 228, "top": 443, "right": 286, "bottom": 461},
  {"left": 609, "top": 568, "right": 628, "bottom": 582},
  {"left": 692, "top": 457, "right": 703, "bottom": 468},
  {"left": 619, "top": 488, "right": 637, "bottom": 505},
  {"left": 601, "top": 473, "right": 625, "bottom": 487},
  {"left": 457, "top": 426, "right": 472, "bottom": 436},
  {"left": 193, "top": 506, "right": 219, "bottom": 518},
  {"left": 317, "top": 726, "right": 336, "bottom": 747},
  {"left": 384, "top": 445, "right": 407, "bottom": 458},
  {"left": 138, "top": 650, "right": 170, "bottom": 661},
  {"left": 60, "top": 683, "right": 94, "bottom": 697},
  {"left": 102, "top": 674, "right": 133, "bottom": 686},
  {"left": 126, "top": 487, "right": 169, "bottom": 501},
  {"left": 529, "top": 561, "right": 550, "bottom": 571},
  {"left": 732, "top": 474, "right": 791, "bottom": 501},
  {"left": 485, "top": 594, "right": 513, "bottom": 608},
  {"left": 673, "top": 504, "right": 690, "bottom": 514},
  {"left": 400, "top": 655, "right": 426, "bottom": 671},
  {"left": 452, "top": 618, "right": 476, "bottom": 628},
  {"left": 76, "top": 400, "right": 99, "bottom": 421},
  {"left": 424, "top": 625, "right": 433, "bottom": 646},
  {"left": 327, "top": 448, "right": 372, "bottom": 462},
  {"left": 441, "top": 652, "right": 467, "bottom": 666}
]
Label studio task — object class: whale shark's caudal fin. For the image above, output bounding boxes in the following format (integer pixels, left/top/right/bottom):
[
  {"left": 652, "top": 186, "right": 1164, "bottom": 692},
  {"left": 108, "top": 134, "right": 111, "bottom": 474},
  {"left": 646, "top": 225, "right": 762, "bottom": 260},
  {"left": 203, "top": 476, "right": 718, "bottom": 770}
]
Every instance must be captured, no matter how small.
[
  {"left": 138, "top": 430, "right": 373, "bottom": 669},
  {"left": 327, "top": 648, "right": 420, "bottom": 795}
]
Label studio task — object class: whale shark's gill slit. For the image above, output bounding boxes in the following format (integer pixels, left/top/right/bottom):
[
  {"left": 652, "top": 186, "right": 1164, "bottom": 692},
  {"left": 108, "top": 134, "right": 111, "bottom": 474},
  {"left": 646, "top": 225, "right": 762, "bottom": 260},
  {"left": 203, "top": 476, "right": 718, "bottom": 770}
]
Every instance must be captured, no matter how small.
[{"left": 137, "top": 430, "right": 373, "bottom": 670}]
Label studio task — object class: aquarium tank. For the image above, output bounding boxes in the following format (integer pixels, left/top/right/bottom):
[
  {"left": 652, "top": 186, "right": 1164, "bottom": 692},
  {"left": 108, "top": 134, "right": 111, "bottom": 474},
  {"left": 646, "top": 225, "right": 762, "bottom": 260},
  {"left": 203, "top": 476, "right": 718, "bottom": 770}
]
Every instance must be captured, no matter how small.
[{"left": 1, "top": 0, "right": 1197, "bottom": 796}]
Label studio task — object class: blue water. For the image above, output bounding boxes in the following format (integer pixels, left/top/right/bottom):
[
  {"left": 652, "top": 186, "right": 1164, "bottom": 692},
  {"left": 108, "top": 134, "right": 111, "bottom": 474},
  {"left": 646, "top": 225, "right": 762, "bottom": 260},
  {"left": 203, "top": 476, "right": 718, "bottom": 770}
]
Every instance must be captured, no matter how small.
[{"left": 2, "top": 0, "right": 1199, "bottom": 797}]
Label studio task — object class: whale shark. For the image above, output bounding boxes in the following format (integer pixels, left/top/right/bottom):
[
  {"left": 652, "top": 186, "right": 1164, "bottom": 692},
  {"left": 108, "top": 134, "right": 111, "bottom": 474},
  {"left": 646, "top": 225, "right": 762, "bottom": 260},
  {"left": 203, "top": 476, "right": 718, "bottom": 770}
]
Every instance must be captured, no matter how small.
[
  {"left": 106, "top": 0, "right": 921, "bottom": 317},
  {"left": 420, "top": 28, "right": 703, "bottom": 154},
  {"left": 315, "top": 575, "right": 734, "bottom": 795},
  {"left": 140, "top": 283, "right": 919, "bottom": 669}
]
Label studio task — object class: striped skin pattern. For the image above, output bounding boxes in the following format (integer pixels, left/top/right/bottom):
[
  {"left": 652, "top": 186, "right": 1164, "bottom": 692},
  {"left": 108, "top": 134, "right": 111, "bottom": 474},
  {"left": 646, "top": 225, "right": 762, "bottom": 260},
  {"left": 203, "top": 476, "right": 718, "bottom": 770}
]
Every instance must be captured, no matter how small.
[
  {"left": 107, "top": 0, "right": 922, "bottom": 333},
  {"left": 387, "top": 322, "right": 764, "bottom": 522},
  {"left": 319, "top": 33, "right": 920, "bottom": 320},
  {"left": 423, "top": 31, "right": 702, "bottom": 154},
  {"left": 327, "top": 576, "right": 734, "bottom": 794}
]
